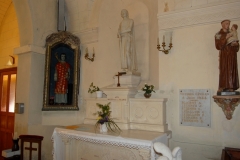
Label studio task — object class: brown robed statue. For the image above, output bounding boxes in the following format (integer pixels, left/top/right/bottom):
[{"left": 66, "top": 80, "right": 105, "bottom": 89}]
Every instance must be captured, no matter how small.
[{"left": 215, "top": 20, "right": 239, "bottom": 95}]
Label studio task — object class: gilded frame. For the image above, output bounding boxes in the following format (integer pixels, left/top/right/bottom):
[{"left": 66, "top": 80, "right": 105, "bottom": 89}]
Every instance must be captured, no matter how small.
[{"left": 42, "top": 31, "right": 80, "bottom": 111}]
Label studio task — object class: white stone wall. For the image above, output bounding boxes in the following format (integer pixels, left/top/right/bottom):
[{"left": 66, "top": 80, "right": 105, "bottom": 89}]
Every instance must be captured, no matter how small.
[{"left": 157, "top": 1, "right": 240, "bottom": 159}]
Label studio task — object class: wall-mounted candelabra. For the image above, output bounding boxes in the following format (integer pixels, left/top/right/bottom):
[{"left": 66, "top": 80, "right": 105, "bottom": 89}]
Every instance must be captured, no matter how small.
[
  {"left": 85, "top": 47, "right": 95, "bottom": 62},
  {"left": 157, "top": 35, "right": 173, "bottom": 54}
]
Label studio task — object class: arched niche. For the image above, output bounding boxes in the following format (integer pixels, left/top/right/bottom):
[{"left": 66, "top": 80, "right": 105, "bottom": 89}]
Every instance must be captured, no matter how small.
[{"left": 98, "top": 0, "right": 149, "bottom": 80}]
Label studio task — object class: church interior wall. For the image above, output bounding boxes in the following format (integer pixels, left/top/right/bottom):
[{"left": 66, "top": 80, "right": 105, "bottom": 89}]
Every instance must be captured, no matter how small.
[
  {"left": 41, "top": 0, "right": 159, "bottom": 126},
  {"left": 157, "top": 0, "right": 240, "bottom": 159},
  {"left": 159, "top": 21, "right": 240, "bottom": 159},
  {"left": 1, "top": 0, "right": 239, "bottom": 159}
]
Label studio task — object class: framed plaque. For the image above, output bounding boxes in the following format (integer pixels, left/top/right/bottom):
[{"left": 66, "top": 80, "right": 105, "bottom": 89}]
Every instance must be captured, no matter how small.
[{"left": 179, "top": 89, "right": 211, "bottom": 127}]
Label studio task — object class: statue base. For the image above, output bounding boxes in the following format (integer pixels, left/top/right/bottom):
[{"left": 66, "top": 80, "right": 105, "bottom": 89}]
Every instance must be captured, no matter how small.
[
  {"left": 213, "top": 95, "right": 240, "bottom": 120},
  {"left": 114, "top": 73, "right": 141, "bottom": 87},
  {"left": 217, "top": 91, "right": 240, "bottom": 96}
]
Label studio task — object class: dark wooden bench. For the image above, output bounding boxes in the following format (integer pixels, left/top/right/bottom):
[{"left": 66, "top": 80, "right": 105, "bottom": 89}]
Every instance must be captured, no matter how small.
[{"left": 221, "top": 147, "right": 240, "bottom": 160}]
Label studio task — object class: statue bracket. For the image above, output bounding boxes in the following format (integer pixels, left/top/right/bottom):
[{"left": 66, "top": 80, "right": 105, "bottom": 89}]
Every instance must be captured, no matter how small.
[{"left": 213, "top": 95, "right": 240, "bottom": 120}]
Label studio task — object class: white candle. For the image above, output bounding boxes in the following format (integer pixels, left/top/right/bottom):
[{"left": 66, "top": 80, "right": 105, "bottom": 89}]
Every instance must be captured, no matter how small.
[
  {"left": 93, "top": 47, "right": 95, "bottom": 54},
  {"left": 157, "top": 38, "right": 160, "bottom": 45},
  {"left": 170, "top": 36, "right": 172, "bottom": 43},
  {"left": 86, "top": 47, "right": 88, "bottom": 53},
  {"left": 163, "top": 35, "right": 165, "bottom": 42}
]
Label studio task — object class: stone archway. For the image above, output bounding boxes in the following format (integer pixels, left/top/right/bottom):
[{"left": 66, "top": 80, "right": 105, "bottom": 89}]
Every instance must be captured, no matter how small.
[{"left": 12, "top": 0, "right": 33, "bottom": 46}]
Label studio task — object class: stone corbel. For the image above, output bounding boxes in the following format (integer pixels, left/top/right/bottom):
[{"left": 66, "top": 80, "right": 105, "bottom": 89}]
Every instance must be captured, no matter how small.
[{"left": 213, "top": 95, "right": 240, "bottom": 120}]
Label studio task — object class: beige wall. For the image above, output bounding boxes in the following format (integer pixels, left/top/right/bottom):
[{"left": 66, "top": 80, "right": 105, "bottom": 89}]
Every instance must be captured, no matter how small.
[
  {"left": 8, "top": 0, "right": 240, "bottom": 160},
  {"left": 160, "top": 21, "right": 240, "bottom": 160},
  {"left": 0, "top": 2, "right": 19, "bottom": 69},
  {"left": 157, "top": 0, "right": 240, "bottom": 159}
]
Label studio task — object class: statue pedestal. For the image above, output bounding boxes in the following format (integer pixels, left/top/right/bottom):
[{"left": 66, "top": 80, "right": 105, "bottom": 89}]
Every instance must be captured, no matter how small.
[
  {"left": 114, "top": 74, "right": 141, "bottom": 87},
  {"left": 84, "top": 85, "right": 168, "bottom": 132},
  {"left": 213, "top": 95, "right": 240, "bottom": 120},
  {"left": 102, "top": 85, "right": 138, "bottom": 99}
]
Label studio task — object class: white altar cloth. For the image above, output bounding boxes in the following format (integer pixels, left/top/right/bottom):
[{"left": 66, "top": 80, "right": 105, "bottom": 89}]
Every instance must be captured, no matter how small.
[{"left": 52, "top": 124, "right": 169, "bottom": 160}]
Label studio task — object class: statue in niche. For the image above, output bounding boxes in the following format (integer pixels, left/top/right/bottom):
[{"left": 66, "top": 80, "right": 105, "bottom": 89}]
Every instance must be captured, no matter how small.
[
  {"left": 54, "top": 53, "right": 71, "bottom": 104},
  {"left": 117, "top": 9, "right": 138, "bottom": 74},
  {"left": 215, "top": 20, "right": 239, "bottom": 95}
]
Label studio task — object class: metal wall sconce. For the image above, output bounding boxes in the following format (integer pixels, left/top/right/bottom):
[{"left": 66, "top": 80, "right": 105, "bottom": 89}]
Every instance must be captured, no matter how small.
[
  {"left": 6, "top": 55, "right": 15, "bottom": 66},
  {"left": 85, "top": 47, "right": 95, "bottom": 62},
  {"left": 157, "top": 35, "right": 173, "bottom": 54}
]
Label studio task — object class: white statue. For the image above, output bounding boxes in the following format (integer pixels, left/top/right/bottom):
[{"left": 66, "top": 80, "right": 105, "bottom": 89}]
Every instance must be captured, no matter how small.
[
  {"left": 153, "top": 142, "right": 182, "bottom": 160},
  {"left": 117, "top": 9, "right": 137, "bottom": 74}
]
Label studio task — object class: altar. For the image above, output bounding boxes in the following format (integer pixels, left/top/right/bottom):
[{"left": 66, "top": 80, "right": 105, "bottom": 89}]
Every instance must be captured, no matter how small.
[{"left": 52, "top": 124, "right": 170, "bottom": 160}]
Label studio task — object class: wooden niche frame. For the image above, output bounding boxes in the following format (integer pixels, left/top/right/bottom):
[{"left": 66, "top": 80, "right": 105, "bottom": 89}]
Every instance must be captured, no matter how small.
[{"left": 42, "top": 31, "right": 80, "bottom": 111}]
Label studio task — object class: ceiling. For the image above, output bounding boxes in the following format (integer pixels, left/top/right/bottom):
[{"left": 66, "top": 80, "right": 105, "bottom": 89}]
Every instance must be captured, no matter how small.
[{"left": 0, "top": 0, "right": 12, "bottom": 27}]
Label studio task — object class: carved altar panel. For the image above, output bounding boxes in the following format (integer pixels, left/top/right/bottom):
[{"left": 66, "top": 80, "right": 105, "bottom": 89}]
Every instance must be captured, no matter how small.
[
  {"left": 129, "top": 98, "right": 168, "bottom": 132},
  {"left": 84, "top": 98, "right": 129, "bottom": 129},
  {"left": 85, "top": 98, "right": 110, "bottom": 120}
]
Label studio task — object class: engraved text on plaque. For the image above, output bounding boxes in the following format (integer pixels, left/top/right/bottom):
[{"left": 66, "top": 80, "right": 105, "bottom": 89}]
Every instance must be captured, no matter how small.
[{"left": 179, "top": 89, "right": 211, "bottom": 127}]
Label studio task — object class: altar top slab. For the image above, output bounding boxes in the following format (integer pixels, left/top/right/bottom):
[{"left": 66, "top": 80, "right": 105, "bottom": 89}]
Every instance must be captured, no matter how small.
[{"left": 57, "top": 124, "right": 170, "bottom": 142}]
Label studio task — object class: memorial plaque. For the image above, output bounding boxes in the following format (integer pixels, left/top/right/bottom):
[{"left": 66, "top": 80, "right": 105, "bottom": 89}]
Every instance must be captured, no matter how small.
[{"left": 179, "top": 89, "right": 211, "bottom": 127}]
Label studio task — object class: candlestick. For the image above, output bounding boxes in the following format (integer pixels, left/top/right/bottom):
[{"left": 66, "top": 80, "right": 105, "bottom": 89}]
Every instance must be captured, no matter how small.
[
  {"left": 157, "top": 35, "right": 173, "bottom": 54},
  {"left": 84, "top": 47, "right": 95, "bottom": 62}
]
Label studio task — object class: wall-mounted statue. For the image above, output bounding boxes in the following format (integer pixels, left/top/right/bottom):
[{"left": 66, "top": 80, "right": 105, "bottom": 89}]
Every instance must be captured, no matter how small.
[
  {"left": 117, "top": 9, "right": 137, "bottom": 74},
  {"left": 215, "top": 20, "right": 239, "bottom": 95}
]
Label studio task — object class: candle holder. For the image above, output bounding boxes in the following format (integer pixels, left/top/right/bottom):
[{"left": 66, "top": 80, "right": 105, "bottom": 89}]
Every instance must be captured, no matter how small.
[
  {"left": 157, "top": 36, "right": 173, "bottom": 54},
  {"left": 85, "top": 47, "right": 95, "bottom": 62}
]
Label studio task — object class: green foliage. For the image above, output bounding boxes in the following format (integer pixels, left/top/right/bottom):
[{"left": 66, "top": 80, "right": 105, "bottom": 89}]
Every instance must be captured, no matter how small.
[
  {"left": 142, "top": 83, "right": 155, "bottom": 94},
  {"left": 88, "top": 82, "right": 100, "bottom": 94},
  {"left": 94, "top": 102, "right": 121, "bottom": 133}
]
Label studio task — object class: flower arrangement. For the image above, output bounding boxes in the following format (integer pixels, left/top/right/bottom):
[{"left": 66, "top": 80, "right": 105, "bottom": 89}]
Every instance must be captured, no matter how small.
[
  {"left": 94, "top": 102, "right": 121, "bottom": 132},
  {"left": 88, "top": 82, "right": 100, "bottom": 94},
  {"left": 142, "top": 83, "right": 155, "bottom": 94}
]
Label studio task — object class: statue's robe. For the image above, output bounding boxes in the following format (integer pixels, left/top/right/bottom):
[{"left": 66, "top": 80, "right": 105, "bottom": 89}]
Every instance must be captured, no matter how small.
[
  {"left": 215, "top": 29, "right": 239, "bottom": 91},
  {"left": 54, "top": 62, "right": 70, "bottom": 103},
  {"left": 118, "top": 18, "right": 137, "bottom": 72}
]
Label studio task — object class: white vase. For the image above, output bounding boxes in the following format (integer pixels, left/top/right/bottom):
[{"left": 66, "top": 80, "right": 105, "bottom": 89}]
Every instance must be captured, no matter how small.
[
  {"left": 100, "top": 123, "right": 108, "bottom": 133},
  {"left": 96, "top": 91, "right": 103, "bottom": 98}
]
